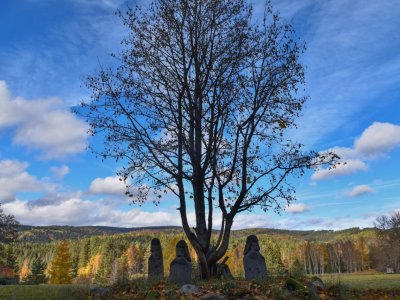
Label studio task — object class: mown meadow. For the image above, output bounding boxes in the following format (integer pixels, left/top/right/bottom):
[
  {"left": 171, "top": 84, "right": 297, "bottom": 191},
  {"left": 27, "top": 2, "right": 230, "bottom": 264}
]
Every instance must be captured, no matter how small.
[{"left": 1, "top": 273, "right": 400, "bottom": 299}]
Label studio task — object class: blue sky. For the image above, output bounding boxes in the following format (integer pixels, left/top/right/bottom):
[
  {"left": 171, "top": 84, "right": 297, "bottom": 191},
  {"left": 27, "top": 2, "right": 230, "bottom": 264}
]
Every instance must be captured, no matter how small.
[{"left": 0, "top": 0, "right": 399, "bottom": 230}]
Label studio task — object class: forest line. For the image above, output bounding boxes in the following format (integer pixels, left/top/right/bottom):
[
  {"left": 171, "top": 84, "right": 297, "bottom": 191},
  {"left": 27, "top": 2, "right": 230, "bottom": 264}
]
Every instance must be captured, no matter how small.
[{"left": 1, "top": 226, "right": 397, "bottom": 285}]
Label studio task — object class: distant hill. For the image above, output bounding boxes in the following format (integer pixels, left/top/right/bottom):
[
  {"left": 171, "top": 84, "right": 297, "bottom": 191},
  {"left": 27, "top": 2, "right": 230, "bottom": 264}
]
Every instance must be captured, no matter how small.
[
  {"left": 8, "top": 224, "right": 382, "bottom": 280},
  {"left": 14, "top": 224, "right": 375, "bottom": 243},
  {"left": 15, "top": 225, "right": 182, "bottom": 242}
]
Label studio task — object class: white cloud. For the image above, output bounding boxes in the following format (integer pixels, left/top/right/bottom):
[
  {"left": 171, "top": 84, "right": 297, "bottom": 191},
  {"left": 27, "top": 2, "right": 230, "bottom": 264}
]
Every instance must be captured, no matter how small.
[
  {"left": 0, "top": 81, "right": 88, "bottom": 159},
  {"left": 232, "top": 214, "right": 276, "bottom": 229},
  {"left": 327, "top": 147, "right": 358, "bottom": 160},
  {"left": 0, "top": 160, "right": 42, "bottom": 202},
  {"left": 354, "top": 122, "right": 400, "bottom": 157},
  {"left": 311, "top": 159, "right": 367, "bottom": 180},
  {"left": 3, "top": 196, "right": 274, "bottom": 228},
  {"left": 347, "top": 185, "right": 374, "bottom": 197},
  {"left": 285, "top": 203, "right": 311, "bottom": 214},
  {"left": 89, "top": 176, "right": 128, "bottom": 196},
  {"left": 2, "top": 197, "right": 182, "bottom": 227},
  {"left": 312, "top": 122, "right": 400, "bottom": 180},
  {"left": 0, "top": 193, "right": 382, "bottom": 230},
  {"left": 50, "top": 165, "right": 70, "bottom": 179}
]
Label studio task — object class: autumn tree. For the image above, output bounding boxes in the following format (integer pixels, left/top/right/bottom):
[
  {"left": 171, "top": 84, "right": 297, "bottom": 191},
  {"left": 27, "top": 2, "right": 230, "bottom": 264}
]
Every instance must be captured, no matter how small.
[
  {"left": 19, "top": 259, "right": 30, "bottom": 283},
  {"left": 81, "top": 0, "right": 339, "bottom": 278},
  {"left": 126, "top": 243, "right": 144, "bottom": 276},
  {"left": 77, "top": 253, "right": 101, "bottom": 281},
  {"left": 225, "top": 243, "right": 244, "bottom": 277},
  {"left": 48, "top": 241, "right": 73, "bottom": 284},
  {"left": 163, "top": 235, "right": 181, "bottom": 274}
]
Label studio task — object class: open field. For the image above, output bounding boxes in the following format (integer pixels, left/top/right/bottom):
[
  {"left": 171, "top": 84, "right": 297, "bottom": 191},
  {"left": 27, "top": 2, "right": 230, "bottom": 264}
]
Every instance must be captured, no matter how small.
[
  {"left": 1, "top": 274, "right": 400, "bottom": 300},
  {"left": 320, "top": 273, "right": 400, "bottom": 290},
  {"left": 0, "top": 285, "right": 90, "bottom": 300}
]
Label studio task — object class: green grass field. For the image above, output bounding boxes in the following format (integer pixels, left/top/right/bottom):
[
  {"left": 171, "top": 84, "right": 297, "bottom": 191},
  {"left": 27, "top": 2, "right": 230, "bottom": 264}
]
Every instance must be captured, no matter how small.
[
  {"left": 0, "top": 274, "right": 399, "bottom": 300},
  {"left": 0, "top": 285, "right": 90, "bottom": 300},
  {"left": 320, "top": 273, "right": 400, "bottom": 289}
]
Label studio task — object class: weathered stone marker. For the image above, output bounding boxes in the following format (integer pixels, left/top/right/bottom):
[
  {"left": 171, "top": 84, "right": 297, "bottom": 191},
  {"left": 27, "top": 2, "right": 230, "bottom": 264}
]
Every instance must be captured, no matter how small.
[
  {"left": 169, "top": 240, "right": 192, "bottom": 284},
  {"left": 148, "top": 238, "right": 164, "bottom": 280},
  {"left": 243, "top": 235, "right": 268, "bottom": 280}
]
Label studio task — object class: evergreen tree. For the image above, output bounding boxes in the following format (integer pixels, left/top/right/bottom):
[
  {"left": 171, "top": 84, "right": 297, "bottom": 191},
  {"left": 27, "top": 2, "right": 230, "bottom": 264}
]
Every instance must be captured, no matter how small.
[
  {"left": 95, "top": 240, "right": 115, "bottom": 284},
  {"left": 48, "top": 241, "right": 72, "bottom": 284},
  {"left": 78, "top": 239, "right": 90, "bottom": 269},
  {"left": 71, "top": 251, "right": 79, "bottom": 279},
  {"left": 4, "top": 245, "right": 18, "bottom": 273},
  {"left": 0, "top": 244, "right": 5, "bottom": 265},
  {"left": 264, "top": 242, "right": 286, "bottom": 275},
  {"left": 290, "top": 258, "right": 304, "bottom": 279},
  {"left": 118, "top": 253, "right": 129, "bottom": 284},
  {"left": 27, "top": 258, "right": 47, "bottom": 284}
]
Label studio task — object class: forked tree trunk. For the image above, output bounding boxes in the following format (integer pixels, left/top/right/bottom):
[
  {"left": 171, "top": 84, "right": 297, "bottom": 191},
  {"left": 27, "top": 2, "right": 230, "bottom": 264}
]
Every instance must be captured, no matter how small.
[{"left": 181, "top": 208, "right": 234, "bottom": 280}]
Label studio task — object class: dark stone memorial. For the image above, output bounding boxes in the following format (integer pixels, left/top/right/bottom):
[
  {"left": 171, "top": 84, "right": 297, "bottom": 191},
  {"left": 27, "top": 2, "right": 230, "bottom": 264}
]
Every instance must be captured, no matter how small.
[
  {"left": 169, "top": 240, "right": 192, "bottom": 284},
  {"left": 148, "top": 238, "right": 164, "bottom": 280},
  {"left": 243, "top": 235, "right": 268, "bottom": 280}
]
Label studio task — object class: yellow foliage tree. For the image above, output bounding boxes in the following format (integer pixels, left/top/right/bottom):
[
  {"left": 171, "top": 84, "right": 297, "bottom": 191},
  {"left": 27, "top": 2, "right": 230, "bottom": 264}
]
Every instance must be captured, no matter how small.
[
  {"left": 77, "top": 253, "right": 101, "bottom": 280},
  {"left": 163, "top": 235, "right": 196, "bottom": 274},
  {"left": 163, "top": 235, "right": 181, "bottom": 274},
  {"left": 19, "top": 259, "right": 30, "bottom": 282},
  {"left": 225, "top": 244, "right": 244, "bottom": 277},
  {"left": 48, "top": 241, "right": 72, "bottom": 284},
  {"left": 126, "top": 244, "right": 144, "bottom": 276}
]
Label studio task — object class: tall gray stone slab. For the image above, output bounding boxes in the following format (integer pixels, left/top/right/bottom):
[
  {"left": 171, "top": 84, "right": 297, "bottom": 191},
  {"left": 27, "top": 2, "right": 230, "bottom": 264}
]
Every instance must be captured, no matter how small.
[
  {"left": 243, "top": 235, "right": 268, "bottom": 280},
  {"left": 148, "top": 238, "right": 164, "bottom": 280},
  {"left": 169, "top": 240, "right": 192, "bottom": 284}
]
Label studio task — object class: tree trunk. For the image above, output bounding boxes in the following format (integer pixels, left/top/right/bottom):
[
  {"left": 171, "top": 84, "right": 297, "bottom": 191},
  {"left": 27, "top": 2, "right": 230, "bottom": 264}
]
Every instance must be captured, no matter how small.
[{"left": 182, "top": 214, "right": 233, "bottom": 280}]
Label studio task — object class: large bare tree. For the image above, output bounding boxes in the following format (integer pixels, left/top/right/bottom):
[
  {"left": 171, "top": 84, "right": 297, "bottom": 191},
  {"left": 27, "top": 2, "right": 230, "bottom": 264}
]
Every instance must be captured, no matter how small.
[{"left": 80, "top": 0, "right": 338, "bottom": 278}]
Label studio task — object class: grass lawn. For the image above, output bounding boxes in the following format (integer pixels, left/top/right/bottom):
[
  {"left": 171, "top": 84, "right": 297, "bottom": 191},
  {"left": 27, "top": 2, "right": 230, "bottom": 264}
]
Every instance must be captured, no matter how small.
[
  {"left": 320, "top": 273, "right": 400, "bottom": 289},
  {"left": 1, "top": 275, "right": 399, "bottom": 300},
  {"left": 0, "top": 284, "right": 91, "bottom": 300}
]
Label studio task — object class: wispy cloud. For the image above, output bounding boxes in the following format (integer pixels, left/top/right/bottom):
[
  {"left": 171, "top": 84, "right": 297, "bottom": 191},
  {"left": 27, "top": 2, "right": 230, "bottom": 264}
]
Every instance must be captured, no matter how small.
[
  {"left": 50, "top": 165, "right": 70, "bottom": 180},
  {"left": 0, "top": 1, "right": 126, "bottom": 104},
  {"left": 281, "top": 0, "right": 400, "bottom": 148},
  {"left": 347, "top": 185, "right": 374, "bottom": 197}
]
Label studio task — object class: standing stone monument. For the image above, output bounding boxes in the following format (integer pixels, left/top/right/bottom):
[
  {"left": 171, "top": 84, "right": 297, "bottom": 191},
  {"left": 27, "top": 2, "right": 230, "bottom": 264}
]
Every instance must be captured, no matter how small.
[
  {"left": 169, "top": 240, "right": 192, "bottom": 284},
  {"left": 148, "top": 238, "right": 164, "bottom": 280},
  {"left": 243, "top": 235, "right": 268, "bottom": 280}
]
